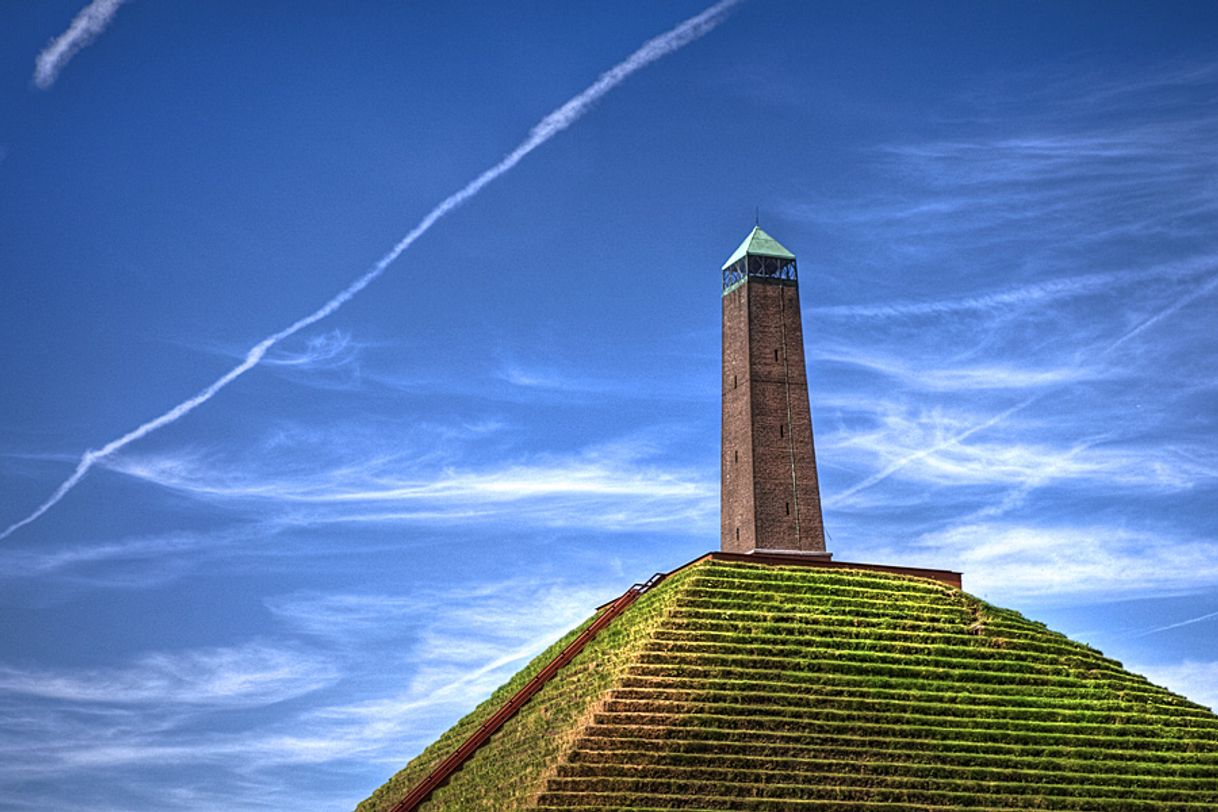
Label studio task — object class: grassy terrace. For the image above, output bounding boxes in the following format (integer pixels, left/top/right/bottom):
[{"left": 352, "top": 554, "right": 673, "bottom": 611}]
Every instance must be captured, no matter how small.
[{"left": 356, "top": 560, "right": 1218, "bottom": 811}]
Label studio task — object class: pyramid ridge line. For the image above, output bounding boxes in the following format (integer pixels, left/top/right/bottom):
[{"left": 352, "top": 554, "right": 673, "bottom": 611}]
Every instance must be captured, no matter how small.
[{"left": 359, "top": 559, "right": 1218, "bottom": 812}]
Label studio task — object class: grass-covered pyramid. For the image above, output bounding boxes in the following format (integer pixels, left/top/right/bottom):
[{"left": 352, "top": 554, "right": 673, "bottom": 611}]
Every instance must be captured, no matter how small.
[{"left": 357, "top": 559, "right": 1218, "bottom": 811}]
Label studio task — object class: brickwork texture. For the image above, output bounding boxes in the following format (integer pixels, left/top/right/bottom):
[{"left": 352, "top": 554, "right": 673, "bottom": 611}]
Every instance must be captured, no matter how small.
[{"left": 721, "top": 277, "right": 826, "bottom": 553}]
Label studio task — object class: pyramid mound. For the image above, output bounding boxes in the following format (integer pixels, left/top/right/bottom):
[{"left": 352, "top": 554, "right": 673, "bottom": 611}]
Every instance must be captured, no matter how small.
[{"left": 357, "top": 560, "right": 1218, "bottom": 811}]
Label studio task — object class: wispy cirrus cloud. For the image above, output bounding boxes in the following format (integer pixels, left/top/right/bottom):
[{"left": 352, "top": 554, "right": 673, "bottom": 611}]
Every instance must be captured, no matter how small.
[
  {"left": 791, "top": 65, "right": 1218, "bottom": 301},
  {"left": 0, "top": 575, "right": 609, "bottom": 804},
  {"left": 983, "top": 62, "right": 1218, "bottom": 116},
  {"left": 795, "top": 64, "right": 1218, "bottom": 531},
  {"left": 826, "top": 396, "right": 1042, "bottom": 506},
  {"left": 859, "top": 522, "right": 1218, "bottom": 601},
  {"left": 1131, "top": 660, "right": 1218, "bottom": 712},
  {"left": 231, "top": 329, "right": 380, "bottom": 393},
  {"left": 497, "top": 362, "right": 620, "bottom": 394},
  {"left": 0, "top": 417, "right": 711, "bottom": 597},
  {"left": 2, "top": 0, "right": 742, "bottom": 542},
  {"left": 823, "top": 400, "right": 1218, "bottom": 501},
  {"left": 814, "top": 347, "right": 1111, "bottom": 392},
  {"left": 0, "top": 528, "right": 220, "bottom": 583},
  {"left": 33, "top": 0, "right": 128, "bottom": 90},
  {"left": 812, "top": 255, "right": 1218, "bottom": 323},
  {"left": 261, "top": 329, "right": 365, "bottom": 371},
  {"left": 263, "top": 578, "right": 611, "bottom": 767},
  {"left": 831, "top": 122, "right": 1218, "bottom": 260},
  {"left": 0, "top": 643, "right": 337, "bottom": 707},
  {"left": 816, "top": 278, "right": 1218, "bottom": 510},
  {"left": 92, "top": 422, "right": 716, "bottom": 534},
  {"left": 265, "top": 592, "right": 419, "bottom": 640},
  {"left": 493, "top": 356, "right": 712, "bottom": 401}
]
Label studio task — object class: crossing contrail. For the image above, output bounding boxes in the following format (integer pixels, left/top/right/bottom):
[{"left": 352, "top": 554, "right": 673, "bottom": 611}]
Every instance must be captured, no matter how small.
[
  {"left": 1133, "top": 609, "right": 1218, "bottom": 639},
  {"left": 33, "top": 0, "right": 128, "bottom": 90},
  {"left": 830, "top": 395, "right": 1041, "bottom": 504},
  {"left": 1, "top": 0, "right": 743, "bottom": 541},
  {"left": 1104, "top": 271, "right": 1218, "bottom": 354},
  {"left": 832, "top": 268, "right": 1218, "bottom": 503}
]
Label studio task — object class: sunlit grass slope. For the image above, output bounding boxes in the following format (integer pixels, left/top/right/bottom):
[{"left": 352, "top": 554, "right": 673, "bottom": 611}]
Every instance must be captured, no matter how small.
[{"left": 357, "top": 560, "right": 1218, "bottom": 811}]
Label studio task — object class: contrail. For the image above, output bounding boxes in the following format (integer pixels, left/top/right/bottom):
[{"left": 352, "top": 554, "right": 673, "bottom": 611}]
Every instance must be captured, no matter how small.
[
  {"left": 1132, "top": 609, "right": 1218, "bottom": 639},
  {"left": 830, "top": 395, "right": 1041, "bottom": 504},
  {"left": 1103, "top": 271, "right": 1218, "bottom": 354},
  {"left": 1, "top": 0, "right": 743, "bottom": 542},
  {"left": 834, "top": 269, "right": 1218, "bottom": 503},
  {"left": 33, "top": 0, "right": 128, "bottom": 90}
]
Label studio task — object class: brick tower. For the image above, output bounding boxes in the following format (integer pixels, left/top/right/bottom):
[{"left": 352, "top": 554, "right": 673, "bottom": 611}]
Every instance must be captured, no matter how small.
[{"left": 721, "top": 226, "right": 827, "bottom": 554}]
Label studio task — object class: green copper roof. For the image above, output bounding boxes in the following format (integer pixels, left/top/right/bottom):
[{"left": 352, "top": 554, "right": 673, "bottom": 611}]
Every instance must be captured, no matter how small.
[{"left": 721, "top": 226, "right": 796, "bottom": 270}]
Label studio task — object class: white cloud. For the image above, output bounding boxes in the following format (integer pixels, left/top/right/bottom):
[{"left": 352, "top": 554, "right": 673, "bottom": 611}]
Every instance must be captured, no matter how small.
[
  {"left": 0, "top": 643, "right": 337, "bottom": 707},
  {"left": 276, "top": 579, "right": 610, "bottom": 765},
  {"left": 38, "top": 579, "right": 609, "bottom": 772},
  {"left": 1131, "top": 660, "right": 1218, "bottom": 711},
  {"left": 262, "top": 329, "right": 363, "bottom": 371},
  {"left": 813, "top": 268, "right": 1137, "bottom": 320},
  {"left": 899, "top": 522, "right": 1218, "bottom": 599},
  {"left": 2, "top": 0, "right": 741, "bottom": 542},
  {"left": 0, "top": 576, "right": 610, "bottom": 786},
  {"left": 497, "top": 363, "right": 616, "bottom": 394},
  {"left": 99, "top": 434, "right": 716, "bottom": 534},
  {"left": 0, "top": 524, "right": 300, "bottom": 595},
  {"left": 0, "top": 530, "right": 211, "bottom": 581},
  {"left": 265, "top": 592, "right": 419, "bottom": 639},
  {"left": 815, "top": 347, "right": 1109, "bottom": 391},
  {"left": 33, "top": 0, "right": 128, "bottom": 90},
  {"left": 823, "top": 399, "right": 1218, "bottom": 506}
]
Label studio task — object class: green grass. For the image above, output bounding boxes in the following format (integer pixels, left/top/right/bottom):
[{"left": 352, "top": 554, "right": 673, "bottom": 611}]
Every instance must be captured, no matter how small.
[{"left": 356, "top": 560, "right": 1218, "bottom": 811}]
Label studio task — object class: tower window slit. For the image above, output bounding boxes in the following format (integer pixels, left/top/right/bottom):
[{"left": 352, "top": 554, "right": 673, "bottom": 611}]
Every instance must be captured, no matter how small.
[
  {"left": 786, "top": 502, "right": 790, "bottom": 516},
  {"left": 734, "top": 449, "right": 739, "bottom": 463},
  {"left": 774, "top": 348, "right": 779, "bottom": 361},
  {"left": 735, "top": 527, "right": 739, "bottom": 540},
  {"left": 733, "top": 374, "right": 737, "bottom": 389},
  {"left": 780, "top": 424, "right": 785, "bottom": 438}
]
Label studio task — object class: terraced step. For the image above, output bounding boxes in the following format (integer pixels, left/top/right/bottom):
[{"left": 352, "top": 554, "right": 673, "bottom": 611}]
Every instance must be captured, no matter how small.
[
  {"left": 684, "top": 571, "right": 952, "bottom": 591},
  {"left": 538, "top": 773, "right": 1218, "bottom": 809},
  {"left": 606, "top": 685, "right": 1218, "bottom": 723},
  {"left": 537, "top": 799, "right": 1029, "bottom": 812},
  {"left": 639, "top": 635, "right": 1131, "bottom": 677},
  {"left": 567, "top": 747, "right": 1218, "bottom": 782},
  {"left": 355, "top": 559, "right": 1218, "bottom": 812},
  {"left": 630, "top": 651, "right": 1151, "bottom": 689},
  {"left": 652, "top": 622, "right": 1119, "bottom": 663},
  {"left": 663, "top": 607, "right": 1082, "bottom": 647},
  {"left": 575, "top": 729, "right": 1218, "bottom": 764},
  {"left": 579, "top": 715, "right": 1218, "bottom": 751},
  {"left": 675, "top": 590, "right": 961, "bottom": 609},
  {"left": 549, "top": 762, "right": 1218, "bottom": 802},
  {"left": 679, "top": 586, "right": 972, "bottom": 620},
  {"left": 596, "top": 696, "right": 1218, "bottom": 736},
  {"left": 618, "top": 670, "right": 1176, "bottom": 704}
]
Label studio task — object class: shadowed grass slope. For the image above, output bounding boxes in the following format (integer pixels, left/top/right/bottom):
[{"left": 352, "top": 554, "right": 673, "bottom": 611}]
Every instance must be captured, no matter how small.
[{"left": 357, "top": 560, "right": 1218, "bottom": 811}]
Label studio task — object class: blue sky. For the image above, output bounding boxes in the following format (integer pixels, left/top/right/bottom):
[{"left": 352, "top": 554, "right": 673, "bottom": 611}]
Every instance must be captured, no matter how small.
[{"left": 2, "top": 0, "right": 1217, "bottom": 809}]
